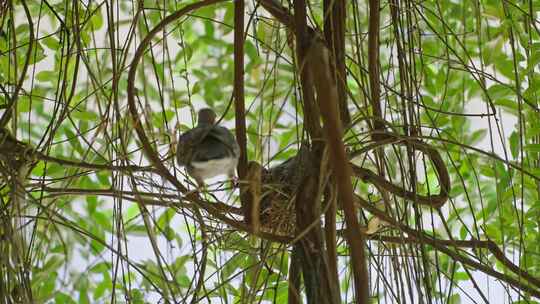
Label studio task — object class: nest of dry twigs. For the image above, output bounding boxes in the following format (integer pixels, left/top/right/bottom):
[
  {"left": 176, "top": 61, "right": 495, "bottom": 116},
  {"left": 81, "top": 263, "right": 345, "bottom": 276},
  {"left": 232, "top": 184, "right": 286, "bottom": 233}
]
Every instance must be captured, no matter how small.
[
  {"left": 243, "top": 146, "right": 316, "bottom": 238},
  {"left": 258, "top": 185, "right": 297, "bottom": 236}
]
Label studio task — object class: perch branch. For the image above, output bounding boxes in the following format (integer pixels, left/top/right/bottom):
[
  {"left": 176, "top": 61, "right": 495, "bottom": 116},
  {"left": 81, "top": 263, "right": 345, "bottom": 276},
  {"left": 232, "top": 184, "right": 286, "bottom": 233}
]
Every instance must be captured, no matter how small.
[{"left": 38, "top": 186, "right": 244, "bottom": 214}]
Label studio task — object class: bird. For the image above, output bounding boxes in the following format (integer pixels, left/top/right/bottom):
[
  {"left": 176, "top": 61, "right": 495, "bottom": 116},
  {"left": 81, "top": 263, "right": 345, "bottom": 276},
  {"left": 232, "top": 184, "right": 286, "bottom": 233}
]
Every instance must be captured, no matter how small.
[
  {"left": 176, "top": 108, "right": 240, "bottom": 187},
  {"left": 243, "top": 145, "right": 315, "bottom": 236}
]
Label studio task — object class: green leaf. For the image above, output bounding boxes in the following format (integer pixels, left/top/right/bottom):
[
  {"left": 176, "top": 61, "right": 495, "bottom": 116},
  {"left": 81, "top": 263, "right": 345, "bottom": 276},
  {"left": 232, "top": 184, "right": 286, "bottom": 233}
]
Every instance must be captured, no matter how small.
[
  {"left": 63, "top": 127, "right": 84, "bottom": 155},
  {"left": 448, "top": 294, "right": 461, "bottom": 304},
  {"left": 43, "top": 254, "right": 64, "bottom": 272},
  {"left": 157, "top": 208, "right": 176, "bottom": 230},
  {"left": 509, "top": 132, "right": 520, "bottom": 158},
  {"left": 204, "top": 20, "right": 214, "bottom": 37},
  {"left": 469, "top": 129, "right": 487, "bottom": 145},
  {"left": 55, "top": 293, "right": 77, "bottom": 304},
  {"left": 36, "top": 70, "right": 56, "bottom": 83},
  {"left": 77, "top": 276, "right": 90, "bottom": 304},
  {"left": 124, "top": 204, "right": 140, "bottom": 221},
  {"left": 175, "top": 44, "right": 193, "bottom": 63},
  {"left": 494, "top": 99, "right": 518, "bottom": 112},
  {"left": 90, "top": 262, "right": 111, "bottom": 274},
  {"left": 90, "top": 9, "right": 104, "bottom": 30},
  {"left": 29, "top": 42, "right": 46, "bottom": 64},
  {"left": 525, "top": 143, "right": 540, "bottom": 153},
  {"left": 15, "top": 24, "right": 30, "bottom": 37},
  {"left": 93, "top": 211, "right": 111, "bottom": 229},
  {"left": 35, "top": 271, "right": 57, "bottom": 301},
  {"left": 177, "top": 275, "right": 191, "bottom": 287},
  {"left": 18, "top": 95, "right": 30, "bottom": 112},
  {"left": 93, "top": 275, "right": 111, "bottom": 300},
  {"left": 42, "top": 36, "right": 60, "bottom": 50},
  {"left": 488, "top": 84, "right": 514, "bottom": 100},
  {"left": 525, "top": 44, "right": 540, "bottom": 74},
  {"left": 453, "top": 272, "right": 469, "bottom": 281},
  {"left": 71, "top": 109, "right": 98, "bottom": 121},
  {"left": 245, "top": 40, "right": 259, "bottom": 63},
  {"left": 130, "top": 289, "right": 145, "bottom": 304},
  {"left": 125, "top": 224, "right": 148, "bottom": 236},
  {"left": 90, "top": 238, "right": 105, "bottom": 254}
]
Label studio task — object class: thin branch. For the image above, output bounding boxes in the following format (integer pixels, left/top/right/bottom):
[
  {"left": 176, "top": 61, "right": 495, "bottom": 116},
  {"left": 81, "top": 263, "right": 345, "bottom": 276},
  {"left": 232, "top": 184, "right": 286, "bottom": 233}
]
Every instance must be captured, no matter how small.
[
  {"left": 356, "top": 195, "right": 540, "bottom": 298},
  {"left": 0, "top": 0, "right": 34, "bottom": 128}
]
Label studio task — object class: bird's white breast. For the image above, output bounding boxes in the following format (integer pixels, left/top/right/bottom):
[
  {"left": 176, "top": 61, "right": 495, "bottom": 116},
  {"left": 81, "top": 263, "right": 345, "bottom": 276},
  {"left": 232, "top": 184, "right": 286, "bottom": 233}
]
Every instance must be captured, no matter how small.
[{"left": 190, "top": 157, "right": 238, "bottom": 180}]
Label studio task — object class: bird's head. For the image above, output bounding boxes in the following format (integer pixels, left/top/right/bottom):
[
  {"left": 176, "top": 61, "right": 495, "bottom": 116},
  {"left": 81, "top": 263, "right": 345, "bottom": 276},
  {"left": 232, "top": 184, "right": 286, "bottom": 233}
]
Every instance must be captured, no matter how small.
[{"left": 197, "top": 108, "right": 216, "bottom": 126}]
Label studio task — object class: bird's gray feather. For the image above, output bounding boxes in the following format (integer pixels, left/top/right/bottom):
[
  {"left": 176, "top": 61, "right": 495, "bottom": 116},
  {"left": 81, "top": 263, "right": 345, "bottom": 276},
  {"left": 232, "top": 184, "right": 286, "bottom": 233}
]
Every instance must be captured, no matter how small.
[{"left": 177, "top": 125, "right": 239, "bottom": 166}]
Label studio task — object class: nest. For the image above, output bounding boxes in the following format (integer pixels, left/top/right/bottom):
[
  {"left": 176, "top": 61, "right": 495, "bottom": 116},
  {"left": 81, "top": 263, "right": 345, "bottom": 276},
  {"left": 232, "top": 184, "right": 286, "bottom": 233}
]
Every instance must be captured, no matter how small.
[
  {"left": 258, "top": 184, "right": 297, "bottom": 236},
  {"left": 244, "top": 146, "right": 315, "bottom": 237},
  {"left": 0, "top": 129, "right": 35, "bottom": 172}
]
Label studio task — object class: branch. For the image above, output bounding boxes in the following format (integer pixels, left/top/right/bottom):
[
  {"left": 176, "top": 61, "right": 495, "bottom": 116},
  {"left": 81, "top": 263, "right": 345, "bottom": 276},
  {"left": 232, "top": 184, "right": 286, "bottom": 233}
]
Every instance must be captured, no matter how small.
[
  {"left": 350, "top": 133, "right": 450, "bottom": 208},
  {"left": 288, "top": 245, "right": 302, "bottom": 304},
  {"left": 258, "top": 0, "right": 295, "bottom": 30},
  {"left": 38, "top": 186, "right": 243, "bottom": 214},
  {"left": 234, "top": 0, "right": 250, "bottom": 221},
  {"left": 368, "top": 0, "right": 385, "bottom": 139},
  {"left": 307, "top": 38, "right": 369, "bottom": 304},
  {"left": 355, "top": 195, "right": 540, "bottom": 298},
  {"left": 38, "top": 153, "right": 155, "bottom": 173},
  {"left": 293, "top": 0, "right": 323, "bottom": 140},
  {"left": 0, "top": 0, "right": 34, "bottom": 128},
  {"left": 324, "top": 0, "right": 350, "bottom": 126}
]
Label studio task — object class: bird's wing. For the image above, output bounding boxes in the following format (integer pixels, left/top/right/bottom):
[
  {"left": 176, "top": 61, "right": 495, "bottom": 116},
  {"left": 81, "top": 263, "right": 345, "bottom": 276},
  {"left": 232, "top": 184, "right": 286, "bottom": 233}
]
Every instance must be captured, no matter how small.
[
  {"left": 205, "top": 126, "right": 240, "bottom": 157},
  {"left": 176, "top": 126, "right": 212, "bottom": 166},
  {"left": 191, "top": 136, "right": 232, "bottom": 162}
]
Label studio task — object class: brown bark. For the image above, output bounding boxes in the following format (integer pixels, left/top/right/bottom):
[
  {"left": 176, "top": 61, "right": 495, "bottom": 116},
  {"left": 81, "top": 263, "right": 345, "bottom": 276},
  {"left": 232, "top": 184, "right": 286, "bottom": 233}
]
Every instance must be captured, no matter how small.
[
  {"left": 324, "top": 0, "right": 350, "bottom": 127},
  {"left": 234, "top": 0, "right": 251, "bottom": 223},
  {"left": 307, "top": 39, "right": 370, "bottom": 304}
]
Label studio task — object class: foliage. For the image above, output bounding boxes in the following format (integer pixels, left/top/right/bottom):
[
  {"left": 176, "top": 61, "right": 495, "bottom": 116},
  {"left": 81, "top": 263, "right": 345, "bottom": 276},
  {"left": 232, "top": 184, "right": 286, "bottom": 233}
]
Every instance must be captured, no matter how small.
[{"left": 0, "top": 0, "right": 540, "bottom": 303}]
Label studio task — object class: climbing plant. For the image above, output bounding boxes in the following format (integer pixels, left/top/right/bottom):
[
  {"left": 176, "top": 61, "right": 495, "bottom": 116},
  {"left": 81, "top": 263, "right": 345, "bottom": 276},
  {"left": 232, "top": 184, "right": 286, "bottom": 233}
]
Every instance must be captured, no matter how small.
[{"left": 1, "top": 0, "right": 539, "bottom": 303}]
